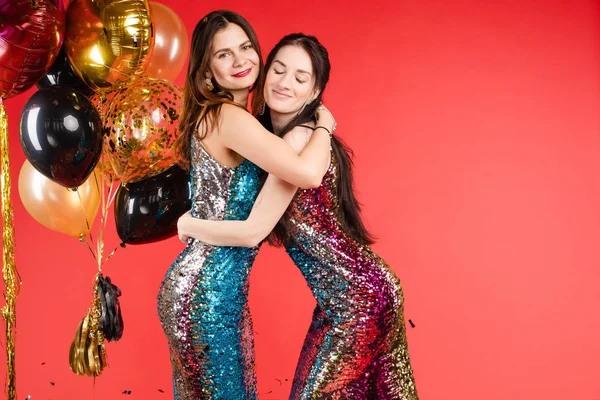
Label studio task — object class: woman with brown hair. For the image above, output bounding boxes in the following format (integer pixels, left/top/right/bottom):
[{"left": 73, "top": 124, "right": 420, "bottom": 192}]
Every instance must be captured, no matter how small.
[
  {"left": 157, "top": 11, "right": 335, "bottom": 400},
  {"left": 178, "top": 33, "right": 419, "bottom": 399}
]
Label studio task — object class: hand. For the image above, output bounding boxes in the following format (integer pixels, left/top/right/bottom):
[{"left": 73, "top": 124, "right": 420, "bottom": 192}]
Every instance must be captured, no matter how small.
[
  {"left": 316, "top": 103, "right": 337, "bottom": 132},
  {"left": 177, "top": 210, "right": 193, "bottom": 244}
]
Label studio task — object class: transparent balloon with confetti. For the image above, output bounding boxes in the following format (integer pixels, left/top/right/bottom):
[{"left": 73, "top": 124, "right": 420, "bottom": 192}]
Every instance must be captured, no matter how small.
[{"left": 104, "top": 77, "right": 182, "bottom": 183}]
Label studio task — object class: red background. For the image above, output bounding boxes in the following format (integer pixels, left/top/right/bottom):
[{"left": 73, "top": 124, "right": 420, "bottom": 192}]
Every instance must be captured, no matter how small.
[{"left": 2, "top": 0, "right": 600, "bottom": 399}]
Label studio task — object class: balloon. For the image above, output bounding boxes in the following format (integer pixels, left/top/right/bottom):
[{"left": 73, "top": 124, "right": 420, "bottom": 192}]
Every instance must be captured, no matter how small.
[
  {"left": 37, "top": 45, "right": 94, "bottom": 97},
  {"left": 20, "top": 86, "right": 103, "bottom": 188},
  {"left": 89, "top": 90, "right": 117, "bottom": 118},
  {"left": 104, "top": 77, "right": 182, "bottom": 183},
  {"left": 0, "top": 0, "right": 65, "bottom": 99},
  {"left": 97, "top": 156, "right": 117, "bottom": 183},
  {"left": 18, "top": 160, "right": 101, "bottom": 237},
  {"left": 64, "top": 0, "right": 154, "bottom": 94},
  {"left": 89, "top": 92, "right": 119, "bottom": 184},
  {"left": 146, "top": 2, "right": 188, "bottom": 81},
  {"left": 114, "top": 165, "right": 190, "bottom": 244}
]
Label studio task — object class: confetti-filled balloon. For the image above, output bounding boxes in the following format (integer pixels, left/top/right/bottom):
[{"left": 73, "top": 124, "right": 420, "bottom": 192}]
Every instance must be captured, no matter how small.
[
  {"left": 104, "top": 77, "right": 182, "bottom": 183},
  {"left": 0, "top": 0, "right": 65, "bottom": 99},
  {"left": 65, "top": 0, "right": 154, "bottom": 94}
]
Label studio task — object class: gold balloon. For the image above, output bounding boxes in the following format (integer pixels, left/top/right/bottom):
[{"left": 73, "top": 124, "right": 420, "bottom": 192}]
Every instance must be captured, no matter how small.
[
  {"left": 104, "top": 77, "right": 182, "bottom": 183},
  {"left": 18, "top": 160, "right": 101, "bottom": 237},
  {"left": 65, "top": 0, "right": 154, "bottom": 94}
]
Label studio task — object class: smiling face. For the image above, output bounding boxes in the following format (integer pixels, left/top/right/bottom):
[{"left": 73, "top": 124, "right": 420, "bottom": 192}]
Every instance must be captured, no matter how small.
[
  {"left": 263, "top": 45, "right": 319, "bottom": 118},
  {"left": 208, "top": 23, "right": 260, "bottom": 93}
]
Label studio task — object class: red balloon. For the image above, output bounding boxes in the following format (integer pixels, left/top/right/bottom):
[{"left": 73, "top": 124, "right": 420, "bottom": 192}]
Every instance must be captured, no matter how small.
[{"left": 0, "top": 0, "right": 66, "bottom": 99}]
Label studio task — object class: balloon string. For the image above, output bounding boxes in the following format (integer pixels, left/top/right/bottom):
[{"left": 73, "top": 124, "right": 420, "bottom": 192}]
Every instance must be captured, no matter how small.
[
  {"left": 103, "top": 246, "right": 119, "bottom": 264},
  {"left": 75, "top": 187, "right": 95, "bottom": 248},
  {"left": 96, "top": 158, "right": 119, "bottom": 273},
  {"left": 79, "top": 234, "right": 97, "bottom": 261},
  {"left": 97, "top": 162, "right": 106, "bottom": 273}
]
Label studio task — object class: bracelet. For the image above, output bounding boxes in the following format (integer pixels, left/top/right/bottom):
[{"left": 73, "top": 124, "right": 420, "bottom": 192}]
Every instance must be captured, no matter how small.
[{"left": 314, "top": 125, "right": 332, "bottom": 138}]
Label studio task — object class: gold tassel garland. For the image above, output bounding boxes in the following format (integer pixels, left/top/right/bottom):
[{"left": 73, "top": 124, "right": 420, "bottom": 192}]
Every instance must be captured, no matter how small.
[
  {"left": 68, "top": 274, "right": 107, "bottom": 377},
  {"left": 0, "top": 102, "right": 22, "bottom": 400}
]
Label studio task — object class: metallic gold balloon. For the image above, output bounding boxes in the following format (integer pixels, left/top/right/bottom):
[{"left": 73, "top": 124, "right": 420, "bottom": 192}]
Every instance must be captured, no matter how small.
[
  {"left": 18, "top": 160, "right": 101, "bottom": 237},
  {"left": 64, "top": 0, "right": 154, "bottom": 94},
  {"left": 104, "top": 77, "right": 182, "bottom": 183}
]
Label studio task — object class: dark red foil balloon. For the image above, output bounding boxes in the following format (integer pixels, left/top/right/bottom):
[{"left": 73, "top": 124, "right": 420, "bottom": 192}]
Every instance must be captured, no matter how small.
[{"left": 0, "top": 0, "right": 65, "bottom": 99}]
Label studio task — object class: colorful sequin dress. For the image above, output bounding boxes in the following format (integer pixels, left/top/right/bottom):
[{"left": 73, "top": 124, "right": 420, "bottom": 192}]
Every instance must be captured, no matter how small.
[
  {"left": 157, "top": 138, "right": 262, "bottom": 399},
  {"left": 286, "top": 153, "right": 419, "bottom": 399}
]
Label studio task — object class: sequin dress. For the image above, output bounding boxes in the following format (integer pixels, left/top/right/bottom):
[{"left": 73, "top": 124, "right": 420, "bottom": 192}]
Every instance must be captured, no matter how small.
[
  {"left": 157, "top": 138, "right": 262, "bottom": 400},
  {"left": 287, "top": 153, "right": 419, "bottom": 399}
]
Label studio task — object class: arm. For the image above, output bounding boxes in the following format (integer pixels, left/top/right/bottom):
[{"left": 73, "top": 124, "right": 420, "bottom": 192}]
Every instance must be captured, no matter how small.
[
  {"left": 178, "top": 127, "right": 315, "bottom": 247},
  {"left": 217, "top": 104, "right": 332, "bottom": 189}
]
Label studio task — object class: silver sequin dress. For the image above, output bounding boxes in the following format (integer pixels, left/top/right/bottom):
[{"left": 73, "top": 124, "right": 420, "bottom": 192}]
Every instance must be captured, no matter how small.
[{"left": 157, "top": 138, "right": 262, "bottom": 399}]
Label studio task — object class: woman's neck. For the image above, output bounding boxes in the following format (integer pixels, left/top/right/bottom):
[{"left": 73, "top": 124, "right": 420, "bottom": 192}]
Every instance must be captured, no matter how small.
[{"left": 231, "top": 88, "right": 250, "bottom": 108}]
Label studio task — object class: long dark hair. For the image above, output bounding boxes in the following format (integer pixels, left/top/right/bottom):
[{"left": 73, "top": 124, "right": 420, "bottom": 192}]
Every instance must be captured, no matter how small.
[
  {"left": 256, "top": 33, "right": 375, "bottom": 246},
  {"left": 174, "top": 10, "right": 264, "bottom": 169}
]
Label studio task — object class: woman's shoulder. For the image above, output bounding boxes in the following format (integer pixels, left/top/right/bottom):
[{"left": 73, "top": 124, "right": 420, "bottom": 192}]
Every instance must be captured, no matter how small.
[
  {"left": 220, "top": 102, "right": 250, "bottom": 115},
  {"left": 217, "top": 103, "right": 258, "bottom": 135},
  {"left": 283, "top": 124, "right": 316, "bottom": 154}
]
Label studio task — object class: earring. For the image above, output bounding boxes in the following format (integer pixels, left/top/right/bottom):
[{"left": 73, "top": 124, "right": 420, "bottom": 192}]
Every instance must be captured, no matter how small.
[
  {"left": 259, "top": 100, "right": 265, "bottom": 115},
  {"left": 205, "top": 77, "right": 214, "bottom": 91}
]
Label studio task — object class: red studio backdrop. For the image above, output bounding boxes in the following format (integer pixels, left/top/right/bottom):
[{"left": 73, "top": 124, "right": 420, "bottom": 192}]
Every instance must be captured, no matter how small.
[{"left": 1, "top": 0, "right": 599, "bottom": 399}]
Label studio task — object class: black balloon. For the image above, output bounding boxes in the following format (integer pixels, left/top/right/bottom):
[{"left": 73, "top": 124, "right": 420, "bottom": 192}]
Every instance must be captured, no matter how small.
[
  {"left": 36, "top": 46, "right": 94, "bottom": 97},
  {"left": 115, "top": 165, "right": 191, "bottom": 245},
  {"left": 20, "top": 86, "right": 103, "bottom": 188}
]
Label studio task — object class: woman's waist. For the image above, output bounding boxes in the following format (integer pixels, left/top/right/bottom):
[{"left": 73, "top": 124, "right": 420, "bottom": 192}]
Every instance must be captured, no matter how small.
[{"left": 182, "top": 239, "right": 259, "bottom": 262}]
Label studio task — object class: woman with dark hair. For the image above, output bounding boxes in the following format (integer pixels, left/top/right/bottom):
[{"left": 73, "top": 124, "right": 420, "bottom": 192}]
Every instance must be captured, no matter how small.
[
  {"left": 157, "top": 12, "right": 335, "bottom": 399},
  {"left": 178, "top": 33, "right": 419, "bottom": 399}
]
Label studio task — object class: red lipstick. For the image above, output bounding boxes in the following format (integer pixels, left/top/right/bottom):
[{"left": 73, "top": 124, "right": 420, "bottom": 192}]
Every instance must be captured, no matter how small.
[{"left": 233, "top": 68, "right": 252, "bottom": 78}]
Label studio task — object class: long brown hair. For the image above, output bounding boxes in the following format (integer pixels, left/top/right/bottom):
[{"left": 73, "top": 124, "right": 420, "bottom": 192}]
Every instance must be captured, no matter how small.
[
  {"left": 256, "top": 33, "right": 375, "bottom": 246},
  {"left": 174, "top": 10, "right": 265, "bottom": 169}
]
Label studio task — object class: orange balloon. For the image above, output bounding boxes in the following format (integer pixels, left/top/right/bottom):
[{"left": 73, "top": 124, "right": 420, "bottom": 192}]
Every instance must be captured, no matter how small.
[
  {"left": 146, "top": 2, "right": 188, "bottom": 81},
  {"left": 18, "top": 160, "right": 101, "bottom": 237}
]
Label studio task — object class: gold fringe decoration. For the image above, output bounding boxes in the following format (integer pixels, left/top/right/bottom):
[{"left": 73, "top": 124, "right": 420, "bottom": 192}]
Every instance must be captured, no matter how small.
[
  {"left": 0, "top": 101, "right": 22, "bottom": 400},
  {"left": 68, "top": 274, "right": 107, "bottom": 377}
]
